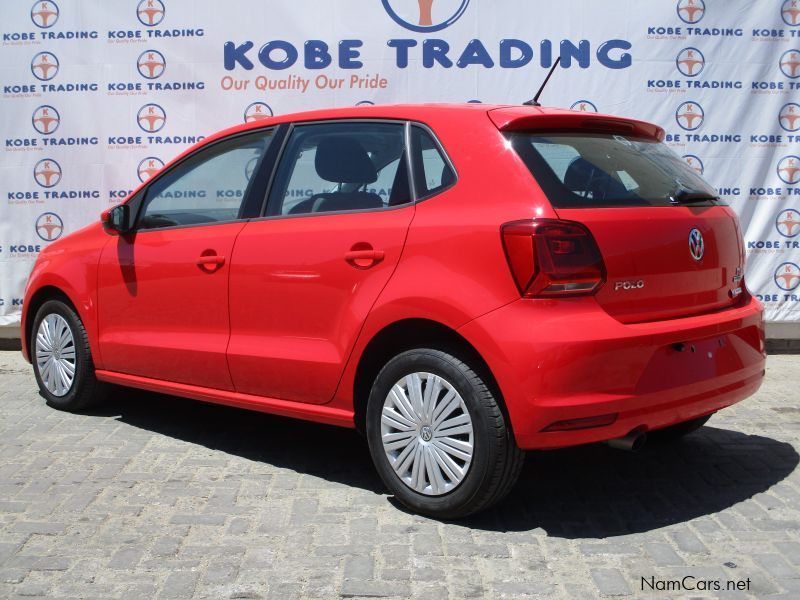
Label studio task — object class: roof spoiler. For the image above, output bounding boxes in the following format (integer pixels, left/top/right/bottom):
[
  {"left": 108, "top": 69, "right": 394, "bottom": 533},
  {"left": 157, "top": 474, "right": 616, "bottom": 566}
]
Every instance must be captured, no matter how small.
[{"left": 488, "top": 108, "right": 665, "bottom": 142}]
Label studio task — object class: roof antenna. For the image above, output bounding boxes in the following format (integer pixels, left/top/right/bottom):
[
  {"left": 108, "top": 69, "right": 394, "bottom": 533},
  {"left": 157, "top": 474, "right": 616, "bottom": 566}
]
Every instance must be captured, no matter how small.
[{"left": 523, "top": 56, "right": 561, "bottom": 107}]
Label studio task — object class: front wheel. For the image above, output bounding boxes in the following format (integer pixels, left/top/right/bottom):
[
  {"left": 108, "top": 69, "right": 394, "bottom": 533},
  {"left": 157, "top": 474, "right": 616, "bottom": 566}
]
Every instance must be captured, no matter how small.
[
  {"left": 31, "top": 299, "right": 106, "bottom": 412},
  {"left": 366, "top": 348, "right": 524, "bottom": 519}
]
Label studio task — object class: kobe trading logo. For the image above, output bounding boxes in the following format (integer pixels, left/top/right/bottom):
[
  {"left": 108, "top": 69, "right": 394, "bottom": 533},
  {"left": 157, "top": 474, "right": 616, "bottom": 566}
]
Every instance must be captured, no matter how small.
[
  {"left": 137, "top": 0, "right": 165, "bottom": 26},
  {"left": 137, "top": 103, "right": 166, "bottom": 132},
  {"left": 779, "top": 50, "right": 800, "bottom": 78},
  {"left": 783, "top": 1, "right": 800, "bottom": 26},
  {"left": 682, "top": 154, "right": 704, "bottom": 175},
  {"left": 382, "top": 0, "right": 470, "bottom": 33},
  {"left": 777, "top": 155, "right": 800, "bottom": 185},
  {"left": 774, "top": 262, "right": 800, "bottom": 291},
  {"left": 677, "top": 0, "right": 705, "bottom": 24},
  {"left": 31, "top": 52, "right": 59, "bottom": 81},
  {"left": 779, "top": 103, "right": 800, "bottom": 132},
  {"left": 676, "top": 48, "right": 704, "bottom": 77},
  {"left": 570, "top": 100, "right": 597, "bottom": 112},
  {"left": 32, "top": 105, "right": 60, "bottom": 135},
  {"left": 776, "top": 208, "right": 800, "bottom": 238},
  {"left": 36, "top": 212, "right": 63, "bottom": 242},
  {"left": 675, "top": 101, "right": 704, "bottom": 131},
  {"left": 137, "top": 50, "right": 166, "bottom": 79},
  {"left": 244, "top": 102, "right": 273, "bottom": 123},
  {"left": 33, "top": 159, "right": 62, "bottom": 188},
  {"left": 31, "top": 1, "right": 59, "bottom": 28},
  {"left": 245, "top": 156, "right": 259, "bottom": 180},
  {"left": 138, "top": 157, "right": 164, "bottom": 182}
]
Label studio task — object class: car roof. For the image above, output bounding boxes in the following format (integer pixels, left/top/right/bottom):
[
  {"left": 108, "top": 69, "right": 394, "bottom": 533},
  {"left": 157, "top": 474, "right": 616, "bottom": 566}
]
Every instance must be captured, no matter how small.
[
  {"left": 208, "top": 102, "right": 508, "bottom": 141},
  {"left": 205, "top": 103, "right": 664, "bottom": 145}
]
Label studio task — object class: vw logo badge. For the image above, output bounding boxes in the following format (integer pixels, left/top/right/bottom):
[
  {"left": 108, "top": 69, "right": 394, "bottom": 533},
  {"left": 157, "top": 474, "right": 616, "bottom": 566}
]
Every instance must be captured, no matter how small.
[
  {"left": 420, "top": 425, "right": 433, "bottom": 442},
  {"left": 688, "top": 228, "right": 705, "bottom": 261}
]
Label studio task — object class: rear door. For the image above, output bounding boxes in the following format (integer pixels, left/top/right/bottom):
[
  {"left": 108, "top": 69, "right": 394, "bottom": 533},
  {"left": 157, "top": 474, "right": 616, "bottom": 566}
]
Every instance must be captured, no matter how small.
[
  {"left": 227, "top": 120, "right": 415, "bottom": 403},
  {"left": 508, "top": 129, "right": 743, "bottom": 323}
]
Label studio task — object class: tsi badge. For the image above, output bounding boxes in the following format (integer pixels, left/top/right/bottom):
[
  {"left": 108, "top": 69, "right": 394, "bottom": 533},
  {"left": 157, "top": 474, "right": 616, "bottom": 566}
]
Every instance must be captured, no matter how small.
[
  {"left": 730, "top": 266, "right": 743, "bottom": 298},
  {"left": 614, "top": 280, "right": 645, "bottom": 291}
]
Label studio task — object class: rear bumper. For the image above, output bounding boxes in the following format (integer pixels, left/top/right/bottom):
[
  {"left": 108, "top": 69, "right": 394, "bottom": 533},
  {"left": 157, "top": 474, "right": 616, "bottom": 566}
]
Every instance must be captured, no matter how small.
[{"left": 458, "top": 294, "right": 765, "bottom": 450}]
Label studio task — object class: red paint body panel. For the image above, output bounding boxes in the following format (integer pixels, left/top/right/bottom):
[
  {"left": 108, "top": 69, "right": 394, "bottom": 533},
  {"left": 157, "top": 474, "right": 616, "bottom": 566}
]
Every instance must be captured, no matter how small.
[
  {"left": 21, "top": 103, "right": 766, "bottom": 450},
  {"left": 458, "top": 293, "right": 764, "bottom": 449},
  {"left": 21, "top": 222, "right": 109, "bottom": 366},
  {"left": 96, "top": 222, "right": 246, "bottom": 389},
  {"left": 488, "top": 106, "right": 666, "bottom": 140},
  {"left": 95, "top": 369, "right": 354, "bottom": 428},
  {"left": 227, "top": 206, "right": 414, "bottom": 403},
  {"left": 560, "top": 205, "right": 741, "bottom": 323}
]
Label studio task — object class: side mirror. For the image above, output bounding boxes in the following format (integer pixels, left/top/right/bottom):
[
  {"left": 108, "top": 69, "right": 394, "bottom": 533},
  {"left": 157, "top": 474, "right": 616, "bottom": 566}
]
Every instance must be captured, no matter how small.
[{"left": 101, "top": 204, "right": 131, "bottom": 234}]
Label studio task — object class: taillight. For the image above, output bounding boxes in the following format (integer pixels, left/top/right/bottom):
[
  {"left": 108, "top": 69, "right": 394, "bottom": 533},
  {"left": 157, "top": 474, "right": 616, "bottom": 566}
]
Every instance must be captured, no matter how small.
[{"left": 501, "top": 219, "right": 606, "bottom": 297}]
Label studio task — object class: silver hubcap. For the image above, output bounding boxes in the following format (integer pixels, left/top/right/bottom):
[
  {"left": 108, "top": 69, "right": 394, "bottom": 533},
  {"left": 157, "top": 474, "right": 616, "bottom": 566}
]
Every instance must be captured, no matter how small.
[
  {"left": 381, "top": 372, "right": 474, "bottom": 496},
  {"left": 35, "top": 314, "right": 76, "bottom": 397}
]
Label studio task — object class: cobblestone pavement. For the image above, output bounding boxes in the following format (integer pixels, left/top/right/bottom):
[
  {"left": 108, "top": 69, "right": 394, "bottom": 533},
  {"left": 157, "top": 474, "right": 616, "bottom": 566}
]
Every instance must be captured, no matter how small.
[{"left": 0, "top": 351, "right": 798, "bottom": 599}]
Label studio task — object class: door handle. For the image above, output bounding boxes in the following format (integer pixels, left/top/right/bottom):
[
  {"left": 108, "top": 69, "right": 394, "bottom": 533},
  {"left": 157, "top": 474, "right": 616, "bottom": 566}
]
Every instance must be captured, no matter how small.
[
  {"left": 197, "top": 253, "right": 225, "bottom": 270},
  {"left": 345, "top": 249, "right": 385, "bottom": 261},
  {"left": 344, "top": 246, "right": 385, "bottom": 269}
]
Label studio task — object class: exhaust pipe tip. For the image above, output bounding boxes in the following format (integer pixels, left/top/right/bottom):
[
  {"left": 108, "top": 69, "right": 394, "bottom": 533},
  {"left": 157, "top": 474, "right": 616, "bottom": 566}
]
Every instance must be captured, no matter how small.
[{"left": 605, "top": 430, "right": 647, "bottom": 452}]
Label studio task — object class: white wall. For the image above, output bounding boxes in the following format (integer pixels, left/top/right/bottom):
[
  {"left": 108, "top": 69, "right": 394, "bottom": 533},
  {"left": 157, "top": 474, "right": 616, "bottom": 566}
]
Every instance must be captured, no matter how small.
[{"left": 2, "top": 0, "right": 799, "bottom": 335}]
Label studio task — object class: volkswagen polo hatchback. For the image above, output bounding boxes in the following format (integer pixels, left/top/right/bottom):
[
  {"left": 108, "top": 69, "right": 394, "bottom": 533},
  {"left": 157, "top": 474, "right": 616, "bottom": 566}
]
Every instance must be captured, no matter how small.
[{"left": 22, "top": 104, "right": 765, "bottom": 518}]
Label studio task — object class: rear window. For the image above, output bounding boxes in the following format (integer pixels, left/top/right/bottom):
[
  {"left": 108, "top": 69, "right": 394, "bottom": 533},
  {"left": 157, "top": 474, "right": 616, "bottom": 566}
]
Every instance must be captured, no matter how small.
[{"left": 508, "top": 132, "right": 720, "bottom": 208}]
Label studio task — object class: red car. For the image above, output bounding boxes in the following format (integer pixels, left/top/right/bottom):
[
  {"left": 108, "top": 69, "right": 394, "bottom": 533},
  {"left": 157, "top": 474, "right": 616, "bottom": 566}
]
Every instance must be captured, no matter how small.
[{"left": 21, "top": 104, "right": 765, "bottom": 518}]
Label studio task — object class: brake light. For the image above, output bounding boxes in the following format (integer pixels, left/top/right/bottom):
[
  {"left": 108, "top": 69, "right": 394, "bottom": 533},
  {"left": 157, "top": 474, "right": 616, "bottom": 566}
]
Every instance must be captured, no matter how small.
[{"left": 501, "top": 219, "right": 606, "bottom": 297}]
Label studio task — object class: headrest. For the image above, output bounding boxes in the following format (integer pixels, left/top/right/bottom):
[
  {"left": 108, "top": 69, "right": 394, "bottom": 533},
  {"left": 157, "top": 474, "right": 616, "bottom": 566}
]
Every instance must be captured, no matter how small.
[
  {"left": 564, "top": 156, "right": 629, "bottom": 198},
  {"left": 317, "top": 192, "right": 384, "bottom": 212},
  {"left": 315, "top": 137, "right": 377, "bottom": 183},
  {"left": 563, "top": 157, "right": 597, "bottom": 191}
]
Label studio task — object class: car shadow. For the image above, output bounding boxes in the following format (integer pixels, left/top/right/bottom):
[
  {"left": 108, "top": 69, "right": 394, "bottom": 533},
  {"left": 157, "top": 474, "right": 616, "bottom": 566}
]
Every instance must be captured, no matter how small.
[
  {"left": 462, "top": 427, "right": 799, "bottom": 536},
  {"left": 91, "top": 387, "right": 798, "bottom": 537},
  {"left": 90, "top": 386, "right": 383, "bottom": 494}
]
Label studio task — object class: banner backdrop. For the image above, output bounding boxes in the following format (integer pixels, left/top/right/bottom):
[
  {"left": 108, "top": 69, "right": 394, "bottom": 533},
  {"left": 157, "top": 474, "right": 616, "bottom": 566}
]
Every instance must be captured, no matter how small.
[{"left": 1, "top": 0, "right": 799, "bottom": 329}]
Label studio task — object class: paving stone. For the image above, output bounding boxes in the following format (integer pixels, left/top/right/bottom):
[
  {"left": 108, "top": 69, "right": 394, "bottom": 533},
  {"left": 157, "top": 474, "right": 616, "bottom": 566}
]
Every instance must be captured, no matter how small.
[
  {"left": 773, "top": 541, "right": 800, "bottom": 565},
  {"left": 344, "top": 555, "right": 374, "bottom": 580},
  {"left": 670, "top": 528, "right": 710, "bottom": 554},
  {"left": 107, "top": 547, "right": 143, "bottom": 570},
  {"left": 0, "top": 352, "right": 798, "bottom": 598},
  {"left": 590, "top": 568, "right": 632, "bottom": 597},
  {"left": 753, "top": 553, "right": 799, "bottom": 580},
  {"left": 157, "top": 571, "right": 199, "bottom": 599},
  {"left": 341, "top": 578, "right": 411, "bottom": 598},
  {"left": 643, "top": 542, "right": 685, "bottom": 566}
]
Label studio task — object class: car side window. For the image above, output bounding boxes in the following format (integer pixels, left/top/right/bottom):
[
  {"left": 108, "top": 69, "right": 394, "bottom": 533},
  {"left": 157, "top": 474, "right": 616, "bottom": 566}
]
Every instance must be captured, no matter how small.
[
  {"left": 138, "top": 129, "right": 274, "bottom": 230},
  {"left": 268, "top": 122, "right": 410, "bottom": 216},
  {"left": 410, "top": 126, "right": 455, "bottom": 200}
]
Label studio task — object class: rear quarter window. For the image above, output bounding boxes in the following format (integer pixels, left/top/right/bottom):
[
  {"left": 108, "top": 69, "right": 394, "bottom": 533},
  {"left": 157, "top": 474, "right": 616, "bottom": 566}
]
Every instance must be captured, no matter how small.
[{"left": 410, "top": 126, "right": 456, "bottom": 200}]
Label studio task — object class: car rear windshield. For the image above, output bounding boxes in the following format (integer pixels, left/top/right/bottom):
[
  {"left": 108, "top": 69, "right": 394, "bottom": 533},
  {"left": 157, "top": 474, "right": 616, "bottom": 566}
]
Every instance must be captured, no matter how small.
[{"left": 508, "top": 131, "right": 720, "bottom": 208}]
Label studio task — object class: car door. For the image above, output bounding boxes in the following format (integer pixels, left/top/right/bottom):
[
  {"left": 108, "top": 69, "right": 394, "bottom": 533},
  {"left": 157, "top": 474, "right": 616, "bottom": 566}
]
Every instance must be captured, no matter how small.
[
  {"left": 227, "top": 120, "right": 415, "bottom": 404},
  {"left": 97, "top": 128, "right": 276, "bottom": 390}
]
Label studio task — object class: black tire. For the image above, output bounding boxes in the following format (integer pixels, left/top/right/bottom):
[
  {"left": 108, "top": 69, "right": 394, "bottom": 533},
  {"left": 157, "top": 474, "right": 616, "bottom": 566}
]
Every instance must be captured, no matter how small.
[
  {"left": 365, "top": 348, "right": 524, "bottom": 519},
  {"left": 650, "top": 414, "right": 712, "bottom": 442},
  {"left": 31, "top": 299, "right": 106, "bottom": 412}
]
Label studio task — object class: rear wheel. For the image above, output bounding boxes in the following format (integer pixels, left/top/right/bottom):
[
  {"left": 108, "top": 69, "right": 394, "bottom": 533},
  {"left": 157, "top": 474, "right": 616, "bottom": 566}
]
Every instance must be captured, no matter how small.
[
  {"left": 366, "top": 348, "right": 524, "bottom": 519},
  {"left": 31, "top": 299, "right": 106, "bottom": 412},
  {"left": 650, "top": 414, "right": 712, "bottom": 442}
]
